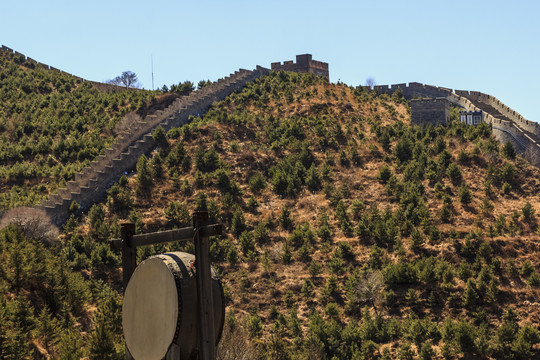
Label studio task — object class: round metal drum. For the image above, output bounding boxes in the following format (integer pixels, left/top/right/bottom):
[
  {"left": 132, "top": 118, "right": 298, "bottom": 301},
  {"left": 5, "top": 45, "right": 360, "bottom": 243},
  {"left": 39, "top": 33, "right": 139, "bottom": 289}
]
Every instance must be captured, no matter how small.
[{"left": 122, "top": 252, "right": 224, "bottom": 360}]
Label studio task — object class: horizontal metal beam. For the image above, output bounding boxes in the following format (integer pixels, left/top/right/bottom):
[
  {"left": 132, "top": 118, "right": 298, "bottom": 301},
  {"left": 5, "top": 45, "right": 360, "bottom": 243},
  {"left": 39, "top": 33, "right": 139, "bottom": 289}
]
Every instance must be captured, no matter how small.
[
  {"left": 109, "top": 224, "right": 222, "bottom": 250},
  {"left": 132, "top": 226, "right": 195, "bottom": 247}
]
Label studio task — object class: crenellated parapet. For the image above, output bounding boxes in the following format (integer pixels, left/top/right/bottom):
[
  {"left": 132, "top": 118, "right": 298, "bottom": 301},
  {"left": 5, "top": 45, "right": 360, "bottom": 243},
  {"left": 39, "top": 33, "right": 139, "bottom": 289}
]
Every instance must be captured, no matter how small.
[{"left": 271, "top": 54, "right": 329, "bottom": 78}]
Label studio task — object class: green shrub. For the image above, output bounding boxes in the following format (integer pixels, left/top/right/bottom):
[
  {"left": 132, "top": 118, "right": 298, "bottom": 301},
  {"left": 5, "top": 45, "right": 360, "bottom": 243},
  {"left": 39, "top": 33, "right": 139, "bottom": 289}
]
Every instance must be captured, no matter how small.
[
  {"left": 288, "top": 222, "right": 315, "bottom": 248},
  {"left": 301, "top": 278, "right": 315, "bottom": 299},
  {"left": 522, "top": 202, "right": 536, "bottom": 223},
  {"left": 306, "top": 164, "right": 322, "bottom": 191},
  {"left": 150, "top": 153, "right": 164, "bottom": 179},
  {"left": 281, "top": 241, "right": 292, "bottom": 264},
  {"left": 458, "top": 184, "right": 472, "bottom": 205},
  {"left": 398, "top": 342, "right": 415, "bottom": 360},
  {"left": 383, "top": 261, "right": 417, "bottom": 286},
  {"left": 404, "top": 288, "right": 419, "bottom": 306},
  {"left": 164, "top": 201, "right": 190, "bottom": 228},
  {"left": 246, "top": 196, "right": 259, "bottom": 213},
  {"left": 253, "top": 222, "right": 269, "bottom": 244},
  {"left": 246, "top": 313, "right": 263, "bottom": 338},
  {"left": 195, "top": 146, "right": 220, "bottom": 172},
  {"left": 377, "top": 165, "right": 392, "bottom": 184},
  {"left": 226, "top": 246, "right": 238, "bottom": 265},
  {"left": 136, "top": 155, "right": 152, "bottom": 196},
  {"left": 335, "top": 200, "right": 353, "bottom": 235},
  {"left": 279, "top": 207, "right": 293, "bottom": 230},
  {"left": 520, "top": 260, "right": 535, "bottom": 277},
  {"left": 410, "top": 229, "right": 425, "bottom": 251},
  {"left": 239, "top": 231, "right": 255, "bottom": 255},
  {"left": 350, "top": 147, "right": 362, "bottom": 166},
  {"left": 501, "top": 162, "right": 516, "bottom": 184},
  {"left": 440, "top": 203, "right": 453, "bottom": 223},
  {"left": 446, "top": 162, "right": 462, "bottom": 183},
  {"left": 308, "top": 261, "right": 322, "bottom": 277},
  {"left": 394, "top": 137, "right": 413, "bottom": 163},
  {"left": 528, "top": 272, "right": 540, "bottom": 288},
  {"left": 248, "top": 172, "right": 266, "bottom": 193},
  {"left": 229, "top": 141, "right": 240, "bottom": 153},
  {"left": 512, "top": 325, "right": 540, "bottom": 358},
  {"left": 231, "top": 208, "right": 247, "bottom": 236},
  {"left": 502, "top": 141, "right": 516, "bottom": 159},
  {"left": 195, "top": 192, "right": 208, "bottom": 211},
  {"left": 69, "top": 200, "right": 80, "bottom": 213},
  {"left": 152, "top": 125, "right": 168, "bottom": 149}
]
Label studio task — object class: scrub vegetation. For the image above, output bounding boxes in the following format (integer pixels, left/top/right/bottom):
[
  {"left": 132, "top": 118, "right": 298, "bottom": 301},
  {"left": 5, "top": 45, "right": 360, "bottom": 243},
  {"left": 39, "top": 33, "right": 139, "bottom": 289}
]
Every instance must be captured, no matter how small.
[{"left": 1, "top": 52, "right": 539, "bottom": 359}]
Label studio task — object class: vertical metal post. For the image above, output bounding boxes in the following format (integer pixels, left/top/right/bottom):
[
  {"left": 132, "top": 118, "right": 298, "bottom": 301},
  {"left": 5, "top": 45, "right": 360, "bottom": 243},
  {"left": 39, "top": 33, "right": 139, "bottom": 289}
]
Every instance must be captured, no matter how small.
[
  {"left": 121, "top": 222, "right": 137, "bottom": 291},
  {"left": 121, "top": 223, "right": 136, "bottom": 360},
  {"left": 193, "top": 212, "right": 216, "bottom": 360}
]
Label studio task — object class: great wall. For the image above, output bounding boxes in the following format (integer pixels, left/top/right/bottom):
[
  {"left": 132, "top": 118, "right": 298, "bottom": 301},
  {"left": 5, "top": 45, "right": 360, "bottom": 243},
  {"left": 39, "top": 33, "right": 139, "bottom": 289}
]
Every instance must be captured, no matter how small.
[
  {"left": 35, "top": 65, "right": 270, "bottom": 225},
  {"left": 370, "top": 82, "right": 540, "bottom": 161},
  {"left": 1, "top": 46, "right": 539, "bottom": 225},
  {"left": 0, "top": 45, "right": 133, "bottom": 92}
]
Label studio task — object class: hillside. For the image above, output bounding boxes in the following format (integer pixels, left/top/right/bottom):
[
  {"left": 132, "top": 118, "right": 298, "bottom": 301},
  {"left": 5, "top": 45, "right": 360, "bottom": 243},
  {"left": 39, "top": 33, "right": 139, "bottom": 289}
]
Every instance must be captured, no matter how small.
[
  {"left": 0, "top": 49, "right": 157, "bottom": 210},
  {"left": 1, "top": 67, "right": 540, "bottom": 359}
]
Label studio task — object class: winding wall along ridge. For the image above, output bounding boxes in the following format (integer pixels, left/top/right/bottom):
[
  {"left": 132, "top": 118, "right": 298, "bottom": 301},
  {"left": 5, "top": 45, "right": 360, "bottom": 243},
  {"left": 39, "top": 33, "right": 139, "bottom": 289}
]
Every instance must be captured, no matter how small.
[
  {"left": 35, "top": 66, "right": 270, "bottom": 225},
  {"left": 0, "top": 45, "right": 133, "bottom": 93},
  {"left": 371, "top": 83, "right": 540, "bottom": 165}
]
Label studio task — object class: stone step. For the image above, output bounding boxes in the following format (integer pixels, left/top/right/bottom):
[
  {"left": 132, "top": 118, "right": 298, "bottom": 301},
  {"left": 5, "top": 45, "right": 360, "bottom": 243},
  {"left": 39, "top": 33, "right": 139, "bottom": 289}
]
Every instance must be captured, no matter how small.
[
  {"left": 57, "top": 188, "right": 71, "bottom": 198},
  {"left": 55, "top": 198, "right": 71, "bottom": 208},
  {"left": 40, "top": 199, "right": 55, "bottom": 207}
]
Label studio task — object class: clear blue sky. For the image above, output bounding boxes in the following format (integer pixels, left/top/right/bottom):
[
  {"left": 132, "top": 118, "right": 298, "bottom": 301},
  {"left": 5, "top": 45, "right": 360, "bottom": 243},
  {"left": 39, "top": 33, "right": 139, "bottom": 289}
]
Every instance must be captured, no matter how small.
[{"left": 2, "top": 0, "right": 539, "bottom": 121}]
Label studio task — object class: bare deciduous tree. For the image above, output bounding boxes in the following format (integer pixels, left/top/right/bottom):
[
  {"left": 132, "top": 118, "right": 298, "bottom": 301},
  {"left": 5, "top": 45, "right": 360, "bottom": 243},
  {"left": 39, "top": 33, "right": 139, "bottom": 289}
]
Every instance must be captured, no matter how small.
[
  {"left": 356, "top": 271, "right": 384, "bottom": 314},
  {"left": 524, "top": 144, "right": 540, "bottom": 167},
  {"left": 365, "top": 77, "right": 377, "bottom": 90},
  {"left": 107, "top": 71, "right": 140, "bottom": 89},
  {"left": 0, "top": 207, "right": 59, "bottom": 243},
  {"left": 217, "top": 320, "right": 259, "bottom": 360}
]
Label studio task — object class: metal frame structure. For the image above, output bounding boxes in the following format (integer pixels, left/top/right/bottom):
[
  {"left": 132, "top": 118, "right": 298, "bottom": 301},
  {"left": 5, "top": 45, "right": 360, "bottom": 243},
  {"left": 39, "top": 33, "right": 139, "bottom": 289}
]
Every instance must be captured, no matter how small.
[{"left": 110, "top": 211, "right": 222, "bottom": 360}]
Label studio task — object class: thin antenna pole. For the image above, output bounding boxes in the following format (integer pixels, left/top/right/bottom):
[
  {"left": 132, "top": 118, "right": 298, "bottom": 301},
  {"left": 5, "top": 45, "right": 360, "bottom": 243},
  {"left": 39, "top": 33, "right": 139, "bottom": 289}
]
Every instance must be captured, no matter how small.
[{"left": 151, "top": 54, "right": 154, "bottom": 91}]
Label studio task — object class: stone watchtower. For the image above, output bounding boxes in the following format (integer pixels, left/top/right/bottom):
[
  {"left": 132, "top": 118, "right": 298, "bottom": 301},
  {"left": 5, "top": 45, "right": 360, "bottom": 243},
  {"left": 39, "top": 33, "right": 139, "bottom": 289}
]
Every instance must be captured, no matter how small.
[
  {"left": 271, "top": 54, "right": 329, "bottom": 78},
  {"left": 411, "top": 98, "right": 450, "bottom": 126}
]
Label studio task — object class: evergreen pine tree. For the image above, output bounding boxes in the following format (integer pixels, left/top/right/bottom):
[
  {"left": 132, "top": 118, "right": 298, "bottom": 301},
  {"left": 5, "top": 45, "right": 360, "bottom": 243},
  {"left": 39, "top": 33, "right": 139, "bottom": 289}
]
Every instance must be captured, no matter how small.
[
  {"left": 135, "top": 155, "right": 152, "bottom": 197},
  {"left": 33, "top": 306, "right": 59, "bottom": 352},
  {"left": 88, "top": 322, "right": 119, "bottom": 360},
  {"left": 57, "top": 329, "right": 85, "bottom": 360}
]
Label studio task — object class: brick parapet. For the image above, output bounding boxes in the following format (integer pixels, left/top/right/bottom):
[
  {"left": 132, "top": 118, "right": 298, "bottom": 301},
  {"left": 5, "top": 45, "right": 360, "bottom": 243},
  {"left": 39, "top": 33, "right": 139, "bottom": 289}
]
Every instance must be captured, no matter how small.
[{"left": 271, "top": 54, "right": 329, "bottom": 78}]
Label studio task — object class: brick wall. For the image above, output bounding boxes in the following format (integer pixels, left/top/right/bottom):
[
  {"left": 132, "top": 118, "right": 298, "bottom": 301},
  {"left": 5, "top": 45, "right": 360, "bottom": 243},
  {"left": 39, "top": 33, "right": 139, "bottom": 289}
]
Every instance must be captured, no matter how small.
[
  {"left": 411, "top": 98, "right": 449, "bottom": 125},
  {"left": 271, "top": 54, "right": 329, "bottom": 78}
]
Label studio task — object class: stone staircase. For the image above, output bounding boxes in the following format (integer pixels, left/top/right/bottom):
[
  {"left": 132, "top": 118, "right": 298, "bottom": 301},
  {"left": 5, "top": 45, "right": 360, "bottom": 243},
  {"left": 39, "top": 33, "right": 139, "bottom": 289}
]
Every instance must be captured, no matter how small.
[
  {"left": 460, "top": 94, "right": 514, "bottom": 123},
  {"left": 459, "top": 92, "right": 540, "bottom": 152},
  {"left": 36, "top": 66, "right": 270, "bottom": 225}
]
